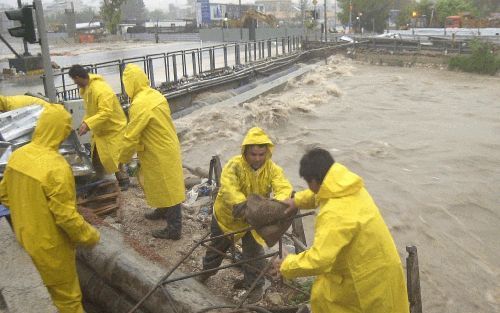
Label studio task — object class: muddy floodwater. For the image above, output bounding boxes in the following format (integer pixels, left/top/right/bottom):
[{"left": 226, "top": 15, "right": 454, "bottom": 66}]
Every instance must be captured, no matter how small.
[{"left": 177, "top": 57, "right": 500, "bottom": 313}]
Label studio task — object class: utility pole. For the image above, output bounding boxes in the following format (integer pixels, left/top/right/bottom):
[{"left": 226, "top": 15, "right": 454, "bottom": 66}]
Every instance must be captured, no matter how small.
[
  {"left": 34, "top": 0, "right": 56, "bottom": 102},
  {"left": 324, "top": 0, "right": 327, "bottom": 41}
]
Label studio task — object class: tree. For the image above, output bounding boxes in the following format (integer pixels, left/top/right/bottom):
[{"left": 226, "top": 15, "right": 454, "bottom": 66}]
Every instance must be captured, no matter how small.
[
  {"left": 147, "top": 9, "right": 168, "bottom": 21},
  {"left": 435, "top": 0, "right": 475, "bottom": 26},
  {"left": 337, "top": 0, "right": 392, "bottom": 33},
  {"left": 396, "top": 0, "right": 434, "bottom": 28},
  {"left": 100, "top": 0, "right": 126, "bottom": 34},
  {"left": 471, "top": 0, "right": 499, "bottom": 16},
  {"left": 121, "top": 0, "right": 146, "bottom": 23}
]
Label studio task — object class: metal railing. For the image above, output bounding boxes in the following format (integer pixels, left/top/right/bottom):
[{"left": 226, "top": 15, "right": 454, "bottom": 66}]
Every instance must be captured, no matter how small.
[{"left": 51, "top": 36, "right": 302, "bottom": 102}]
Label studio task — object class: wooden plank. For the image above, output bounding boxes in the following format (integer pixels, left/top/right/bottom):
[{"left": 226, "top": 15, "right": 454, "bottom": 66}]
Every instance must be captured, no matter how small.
[
  {"left": 291, "top": 216, "right": 307, "bottom": 253},
  {"left": 406, "top": 245, "right": 422, "bottom": 313}
]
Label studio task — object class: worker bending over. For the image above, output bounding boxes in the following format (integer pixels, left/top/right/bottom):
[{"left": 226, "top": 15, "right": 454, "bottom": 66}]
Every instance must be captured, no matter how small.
[
  {"left": 68, "top": 64, "right": 130, "bottom": 190},
  {"left": 119, "top": 64, "right": 185, "bottom": 240},
  {"left": 0, "top": 104, "right": 100, "bottom": 313},
  {"left": 274, "top": 148, "right": 410, "bottom": 313}
]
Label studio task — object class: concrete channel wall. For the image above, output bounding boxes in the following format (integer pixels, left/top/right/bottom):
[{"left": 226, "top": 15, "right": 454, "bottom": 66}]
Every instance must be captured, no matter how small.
[{"left": 77, "top": 226, "right": 228, "bottom": 313}]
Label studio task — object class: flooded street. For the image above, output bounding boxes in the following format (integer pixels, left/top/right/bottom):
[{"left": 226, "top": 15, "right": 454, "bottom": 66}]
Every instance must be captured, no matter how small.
[
  {"left": 177, "top": 57, "right": 500, "bottom": 313},
  {"left": 0, "top": 40, "right": 204, "bottom": 95}
]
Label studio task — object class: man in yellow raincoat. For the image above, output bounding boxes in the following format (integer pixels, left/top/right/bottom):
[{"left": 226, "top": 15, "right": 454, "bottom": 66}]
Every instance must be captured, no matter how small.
[
  {"left": 0, "top": 94, "right": 49, "bottom": 111},
  {"left": 0, "top": 104, "right": 100, "bottom": 313},
  {"left": 199, "top": 127, "right": 293, "bottom": 302},
  {"left": 275, "top": 148, "right": 409, "bottom": 313},
  {"left": 68, "top": 64, "right": 130, "bottom": 190},
  {"left": 119, "top": 64, "right": 185, "bottom": 240}
]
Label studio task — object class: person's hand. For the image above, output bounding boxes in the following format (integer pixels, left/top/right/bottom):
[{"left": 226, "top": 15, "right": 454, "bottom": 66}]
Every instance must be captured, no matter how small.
[
  {"left": 78, "top": 122, "right": 89, "bottom": 136},
  {"left": 282, "top": 198, "right": 298, "bottom": 217},
  {"left": 270, "top": 249, "right": 289, "bottom": 280}
]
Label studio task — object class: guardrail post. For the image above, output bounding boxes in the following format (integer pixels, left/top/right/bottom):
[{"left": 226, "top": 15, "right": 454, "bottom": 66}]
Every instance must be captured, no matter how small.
[
  {"left": 163, "top": 53, "right": 168, "bottom": 82},
  {"left": 245, "top": 43, "right": 248, "bottom": 63},
  {"left": 61, "top": 71, "right": 67, "bottom": 101},
  {"left": 166, "top": 54, "right": 170, "bottom": 82},
  {"left": 223, "top": 45, "right": 228, "bottom": 68},
  {"left": 282, "top": 38, "right": 285, "bottom": 54},
  {"left": 182, "top": 51, "right": 187, "bottom": 78},
  {"left": 198, "top": 49, "right": 203, "bottom": 74},
  {"left": 148, "top": 58, "right": 155, "bottom": 88},
  {"left": 119, "top": 61, "right": 125, "bottom": 97},
  {"left": 172, "top": 54, "right": 178, "bottom": 82},
  {"left": 288, "top": 36, "right": 291, "bottom": 53},
  {"left": 267, "top": 40, "right": 272, "bottom": 58},
  {"left": 210, "top": 48, "right": 215, "bottom": 71},
  {"left": 275, "top": 38, "right": 278, "bottom": 56},
  {"left": 254, "top": 42, "right": 257, "bottom": 61},
  {"left": 192, "top": 51, "right": 197, "bottom": 76},
  {"left": 235, "top": 44, "right": 240, "bottom": 65}
]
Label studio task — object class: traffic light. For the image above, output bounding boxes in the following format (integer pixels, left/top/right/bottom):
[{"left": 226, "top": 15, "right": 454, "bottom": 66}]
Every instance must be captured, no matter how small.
[{"left": 5, "top": 5, "right": 38, "bottom": 44}]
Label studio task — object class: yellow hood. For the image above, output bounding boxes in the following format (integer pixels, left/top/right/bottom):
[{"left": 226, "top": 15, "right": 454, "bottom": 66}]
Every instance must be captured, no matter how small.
[
  {"left": 317, "top": 163, "right": 364, "bottom": 199},
  {"left": 122, "top": 64, "right": 149, "bottom": 100},
  {"left": 31, "top": 104, "right": 72, "bottom": 150},
  {"left": 240, "top": 127, "right": 274, "bottom": 155}
]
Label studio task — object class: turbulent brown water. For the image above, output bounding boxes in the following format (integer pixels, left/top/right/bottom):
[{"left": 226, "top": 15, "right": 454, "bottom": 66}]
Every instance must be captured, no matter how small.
[{"left": 177, "top": 56, "right": 500, "bottom": 313}]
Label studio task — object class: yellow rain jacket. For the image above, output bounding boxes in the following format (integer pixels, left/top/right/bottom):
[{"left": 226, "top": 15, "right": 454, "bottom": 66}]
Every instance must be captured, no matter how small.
[
  {"left": 0, "top": 104, "right": 100, "bottom": 313},
  {"left": 280, "top": 163, "right": 409, "bottom": 313},
  {"left": 0, "top": 95, "right": 50, "bottom": 111},
  {"left": 80, "top": 74, "right": 127, "bottom": 173},
  {"left": 214, "top": 127, "right": 293, "bottom": 245},
  {"left": 119, "top": 64, "right": 185, "bottom": 208}
]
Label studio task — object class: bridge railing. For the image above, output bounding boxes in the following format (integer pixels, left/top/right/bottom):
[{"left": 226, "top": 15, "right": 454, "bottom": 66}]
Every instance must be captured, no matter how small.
[{"left": 51, "top": 36, "right": 302, "bottom": 102}]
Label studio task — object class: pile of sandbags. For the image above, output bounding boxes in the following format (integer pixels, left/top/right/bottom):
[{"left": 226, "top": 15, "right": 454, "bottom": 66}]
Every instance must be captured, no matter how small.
[{"left": 233, "top": 194, "right": 294, "bottom": 247}]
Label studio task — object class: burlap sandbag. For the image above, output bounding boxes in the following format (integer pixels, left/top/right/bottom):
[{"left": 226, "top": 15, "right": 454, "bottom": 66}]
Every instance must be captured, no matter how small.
[{"left": 233, "top": 194, "right": 293, "bottom": 247}]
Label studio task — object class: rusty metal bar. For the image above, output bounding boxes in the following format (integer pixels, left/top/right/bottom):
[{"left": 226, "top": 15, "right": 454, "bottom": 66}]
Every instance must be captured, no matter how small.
[
  {"left": 236, "top": 254, "right": 278, "bottom": 309},
  {"left": 161, "top": 252, "right": 277, "bottom": 285},
  {"left": 201, "top": 241, "right": 310, "bottom": 297}
]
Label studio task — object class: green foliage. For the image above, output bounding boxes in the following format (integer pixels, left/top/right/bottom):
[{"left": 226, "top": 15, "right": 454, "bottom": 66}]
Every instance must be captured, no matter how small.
[
  {"left": 435, "top": 0, "right": 476, "bottom": 26},
  {"left": 121, "top": 0, "right": 146, "bottom": 22},
  {"left": 337, "top": 0, "right": 392, "bottom": 33},
  {"left": 304, "top": 18, "right": 318, "bottom": 30},
  {"left": 147, "top": 9, "right": 169, "bottom": 21},
  {"left": 397, "top": 0, "right": 434, "bottom": 28},
  {"left": 448, "top": 40, "right": 500, "bottom": 75},
  {"left": 471, "top": 0, "right": 499, "bottom": 16},
  {"left": 100, "top": 0, "right": 126, "bottom": 35},
  {"left": 45, "top": 7, "right": 97, "bottom": 25}
]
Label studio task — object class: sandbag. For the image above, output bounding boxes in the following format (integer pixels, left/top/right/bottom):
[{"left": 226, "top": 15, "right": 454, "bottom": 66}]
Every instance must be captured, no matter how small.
[{"left": 233, "top": 194, "right": 293, "bottom": 246}]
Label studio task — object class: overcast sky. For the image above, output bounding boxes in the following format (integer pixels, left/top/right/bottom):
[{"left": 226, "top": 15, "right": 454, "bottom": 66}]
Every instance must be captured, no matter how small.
[{"left": 0, "top": 0, "right": 258, "bottom": 11}]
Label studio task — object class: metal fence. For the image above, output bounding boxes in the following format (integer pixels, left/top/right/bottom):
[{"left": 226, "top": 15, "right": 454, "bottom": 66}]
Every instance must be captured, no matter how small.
[{"left": 52, "top": 36, "right": 302, "bottom": 102}]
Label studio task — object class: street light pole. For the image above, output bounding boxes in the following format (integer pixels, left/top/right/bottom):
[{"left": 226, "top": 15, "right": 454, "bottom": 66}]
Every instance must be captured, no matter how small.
[
  {"left": 239, "top": 0, "right": 242, "bottom": 40},
  {"left": 334, "top": 0, "right": 337, "bottom": 30},
  {"left": 349, "top": 0, "right": 352, "bottom": 33},
  {"left": 324, "top": 0, "right": 327, "bottom": 41}
]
